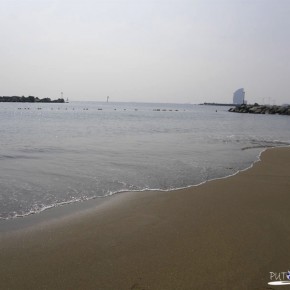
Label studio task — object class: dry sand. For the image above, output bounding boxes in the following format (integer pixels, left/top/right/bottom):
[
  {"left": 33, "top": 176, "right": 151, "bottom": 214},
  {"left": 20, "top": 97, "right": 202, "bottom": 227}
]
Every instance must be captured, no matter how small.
[{"left": 0, "top": 147, "right": 290, "bottom": 290}]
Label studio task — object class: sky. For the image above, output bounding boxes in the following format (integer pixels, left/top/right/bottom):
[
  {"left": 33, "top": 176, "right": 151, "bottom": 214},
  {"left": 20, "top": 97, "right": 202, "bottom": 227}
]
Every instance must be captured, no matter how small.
[{"left": 0, "top": 0, "right": 289, "bottom": 104}]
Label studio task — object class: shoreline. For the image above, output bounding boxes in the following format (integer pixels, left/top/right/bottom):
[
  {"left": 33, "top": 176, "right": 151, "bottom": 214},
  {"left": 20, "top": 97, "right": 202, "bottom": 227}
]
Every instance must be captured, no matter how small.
[
  {"left": 0, "top": 145, "right": 269, "bottom": 231},
  {"left": 1, "top": 147, "right": 290, "bottom": 289}
]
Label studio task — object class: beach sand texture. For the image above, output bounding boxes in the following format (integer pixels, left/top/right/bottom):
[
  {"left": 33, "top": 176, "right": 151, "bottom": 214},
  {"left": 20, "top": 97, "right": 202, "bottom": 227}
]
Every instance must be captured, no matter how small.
[{"left": 0, "top": 147, "right": 290, "bottom": 290}]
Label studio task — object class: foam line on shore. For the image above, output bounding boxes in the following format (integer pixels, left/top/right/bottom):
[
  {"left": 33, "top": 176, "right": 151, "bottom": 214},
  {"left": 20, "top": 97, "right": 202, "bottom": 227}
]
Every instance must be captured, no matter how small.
[{"left": 1, "top": 144, "right": 289, "bottom": 223}]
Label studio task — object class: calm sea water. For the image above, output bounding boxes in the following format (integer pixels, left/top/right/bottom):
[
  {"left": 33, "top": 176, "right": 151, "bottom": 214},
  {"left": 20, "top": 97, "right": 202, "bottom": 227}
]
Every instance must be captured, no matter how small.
[{"left": 0, "top": 101, "right": 289, "bottom": 220}]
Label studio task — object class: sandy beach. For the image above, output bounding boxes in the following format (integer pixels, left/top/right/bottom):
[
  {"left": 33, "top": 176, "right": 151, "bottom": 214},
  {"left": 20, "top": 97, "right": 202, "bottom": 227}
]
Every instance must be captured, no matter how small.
[{"left": 0, "top": 147, "right": 290, "bottom": 290}]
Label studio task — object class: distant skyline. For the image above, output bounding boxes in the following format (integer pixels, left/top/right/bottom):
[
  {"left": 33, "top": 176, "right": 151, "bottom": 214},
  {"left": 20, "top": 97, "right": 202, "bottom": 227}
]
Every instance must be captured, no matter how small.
[{"left": 0, "top": 0, "right": 289, "bottom": 105}]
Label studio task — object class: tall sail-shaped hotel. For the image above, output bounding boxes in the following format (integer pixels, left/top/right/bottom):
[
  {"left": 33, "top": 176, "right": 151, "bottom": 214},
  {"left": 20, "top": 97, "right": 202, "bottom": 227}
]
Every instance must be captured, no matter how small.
[{"left": 233, "top": 88, "right": 245, "bottom": 105}]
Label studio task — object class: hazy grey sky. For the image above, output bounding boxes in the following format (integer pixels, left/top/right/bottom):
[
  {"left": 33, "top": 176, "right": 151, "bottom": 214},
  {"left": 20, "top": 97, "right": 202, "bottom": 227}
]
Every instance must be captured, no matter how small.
[{"left": 0, "top": 0, "right": 289, "bottom": 104}]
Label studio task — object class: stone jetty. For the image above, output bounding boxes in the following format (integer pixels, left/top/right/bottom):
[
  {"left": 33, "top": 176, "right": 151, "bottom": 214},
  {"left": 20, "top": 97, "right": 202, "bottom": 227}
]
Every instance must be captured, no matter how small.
[
  {"left": 229, "top": 103, "right": 290, "bottom": 115},
  {"left": 0, "top": 96, "right": 65, "bottom": 103}
]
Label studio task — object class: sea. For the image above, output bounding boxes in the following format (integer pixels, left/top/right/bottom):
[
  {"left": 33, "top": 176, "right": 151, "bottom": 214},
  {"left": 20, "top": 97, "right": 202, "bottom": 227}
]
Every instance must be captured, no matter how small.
[{"left": 0, "top": 101, "right": 289, "bottom": 221}]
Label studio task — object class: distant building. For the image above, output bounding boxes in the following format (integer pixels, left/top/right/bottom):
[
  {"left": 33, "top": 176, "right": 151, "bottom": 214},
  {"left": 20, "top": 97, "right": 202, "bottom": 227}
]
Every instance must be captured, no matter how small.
[{"left": 233, "top": 88, "right": 245, "bottom": 105}]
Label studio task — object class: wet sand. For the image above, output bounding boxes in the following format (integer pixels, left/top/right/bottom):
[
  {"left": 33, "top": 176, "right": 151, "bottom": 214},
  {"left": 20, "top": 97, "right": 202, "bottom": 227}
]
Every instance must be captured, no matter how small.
[{"left": 0, "top": 147, "right": 290, "bottom": 290}]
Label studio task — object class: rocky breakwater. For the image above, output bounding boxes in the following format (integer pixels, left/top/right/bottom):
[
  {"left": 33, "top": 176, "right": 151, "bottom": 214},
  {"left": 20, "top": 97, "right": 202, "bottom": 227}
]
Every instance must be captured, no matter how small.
[
  {"left": 229, "top": 103, "right": 290, "bottom": 115},
  {"left": 0, "top": 96, "right": 65, "bottom": 103}
]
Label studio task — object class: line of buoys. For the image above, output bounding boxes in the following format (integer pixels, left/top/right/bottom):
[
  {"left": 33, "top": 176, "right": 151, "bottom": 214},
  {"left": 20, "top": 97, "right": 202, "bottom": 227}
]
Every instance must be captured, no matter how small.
[
  {"left": 17, "top": 107, "right": 80, "bottom": 111},
  {"left": 153, "top": 109, "right": 180, "bottom": 112},
  {"left": 16, "top": 107, "right": 182, "bottom": 112}
]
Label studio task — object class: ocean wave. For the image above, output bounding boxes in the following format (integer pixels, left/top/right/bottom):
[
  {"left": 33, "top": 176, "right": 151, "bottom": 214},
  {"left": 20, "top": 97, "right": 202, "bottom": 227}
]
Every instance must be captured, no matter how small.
[
  {"left": 241, "top": 140, "right": 290, "bottom": 151},
  {"left": 2, "top": 144, "right": 290, "bottom": 222},
  {"left": 0, "top": 154, "right": 40, "bottom": 160}
]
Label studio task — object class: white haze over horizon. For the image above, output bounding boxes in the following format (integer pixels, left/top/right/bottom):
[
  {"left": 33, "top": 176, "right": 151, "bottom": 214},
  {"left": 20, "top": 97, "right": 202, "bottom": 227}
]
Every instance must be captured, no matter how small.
[{"left": 0, "top": 0, "right": 289, "bottom": 105}]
